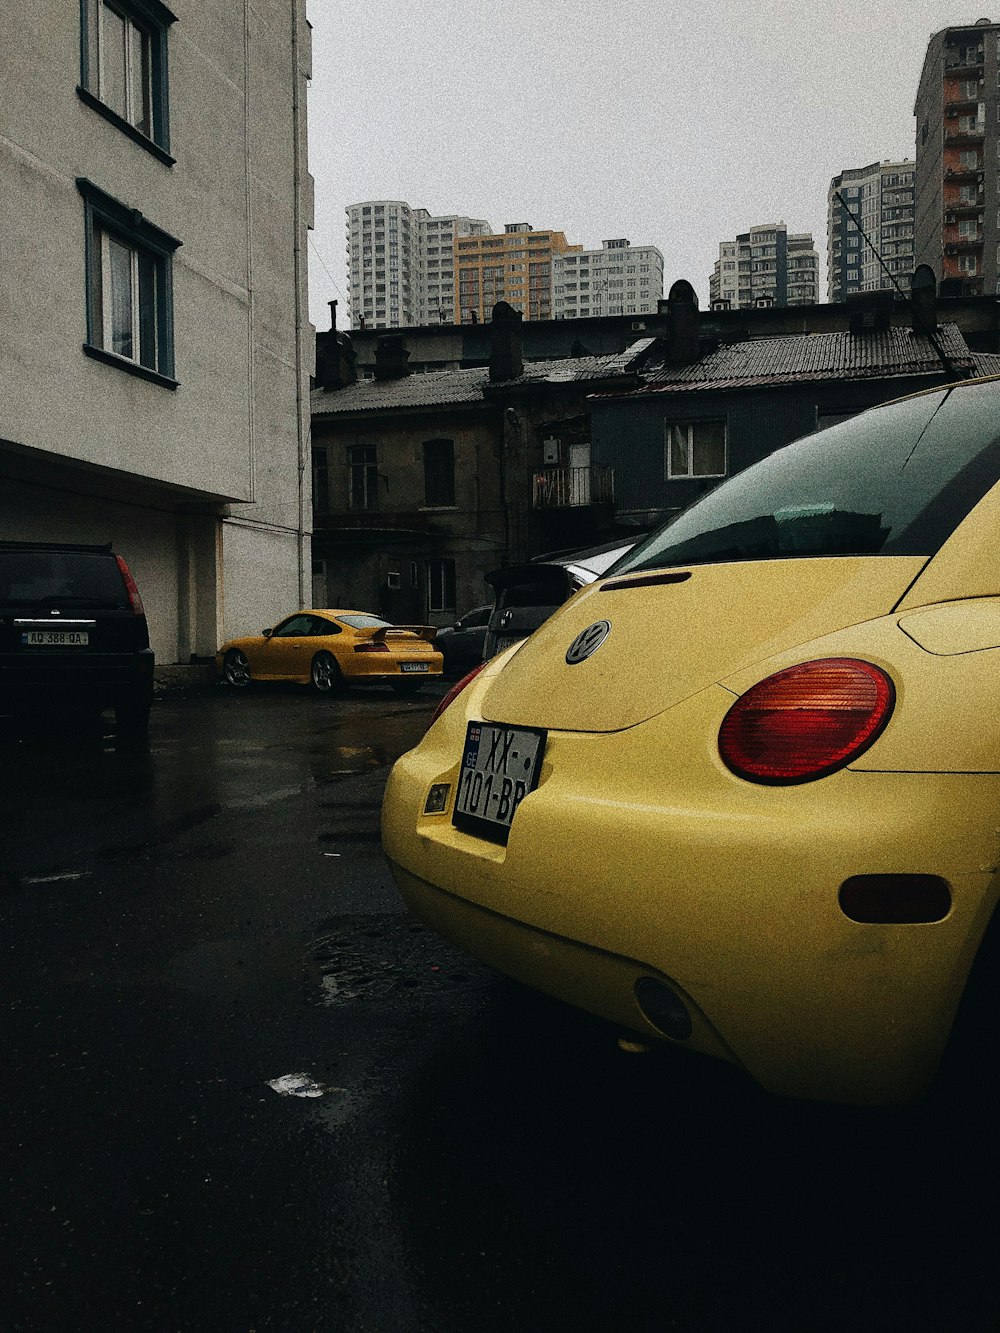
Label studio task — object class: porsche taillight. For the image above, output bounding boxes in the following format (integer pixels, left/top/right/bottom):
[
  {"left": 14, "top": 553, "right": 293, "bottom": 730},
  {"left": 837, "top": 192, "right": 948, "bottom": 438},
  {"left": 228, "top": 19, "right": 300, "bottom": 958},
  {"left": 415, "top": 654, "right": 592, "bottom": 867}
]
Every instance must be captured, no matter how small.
[
  {"left": 718, "top": 658, "right": 894, "bottom": 784},
  {"left": 354, "top": 641, "right": 390, "bottom": 653},
  {"left": 429, "top": 661, "right": 488, "bottom": 726},
  {"left": 114, "top": 555, "right": 145, "bottom": 615}
]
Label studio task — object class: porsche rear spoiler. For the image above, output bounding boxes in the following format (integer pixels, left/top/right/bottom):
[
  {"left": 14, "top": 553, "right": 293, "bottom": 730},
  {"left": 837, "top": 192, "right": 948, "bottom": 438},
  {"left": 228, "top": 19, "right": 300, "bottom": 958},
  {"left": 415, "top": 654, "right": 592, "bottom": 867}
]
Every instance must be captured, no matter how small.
[{"left": 356, "top": 624, "right": 438, "bottom": 643}]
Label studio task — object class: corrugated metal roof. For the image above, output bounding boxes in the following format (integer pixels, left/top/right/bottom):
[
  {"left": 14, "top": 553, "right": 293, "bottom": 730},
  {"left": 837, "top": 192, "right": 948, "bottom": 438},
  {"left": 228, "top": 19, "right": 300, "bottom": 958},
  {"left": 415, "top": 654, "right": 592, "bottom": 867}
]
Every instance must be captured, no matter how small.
[
  {"left": 312, "top": 366, "right": 491, "bottom": 415},
  {"left": 597, "top": 324, "right": 977, "bottom": 397},
  {"left": 311, "top": 339, "right": 656, "bottom": 416}
]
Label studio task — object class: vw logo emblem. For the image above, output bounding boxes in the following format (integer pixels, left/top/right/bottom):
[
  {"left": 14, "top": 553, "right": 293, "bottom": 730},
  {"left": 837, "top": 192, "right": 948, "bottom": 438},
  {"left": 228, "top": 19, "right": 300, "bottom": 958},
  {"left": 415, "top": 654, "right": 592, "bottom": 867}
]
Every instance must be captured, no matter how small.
[
  {"left": 566, "top": 620, "right": 611, "bottom": 665},
  {"left": 499, "top": 609, "right": 514, "bottom": 629}
]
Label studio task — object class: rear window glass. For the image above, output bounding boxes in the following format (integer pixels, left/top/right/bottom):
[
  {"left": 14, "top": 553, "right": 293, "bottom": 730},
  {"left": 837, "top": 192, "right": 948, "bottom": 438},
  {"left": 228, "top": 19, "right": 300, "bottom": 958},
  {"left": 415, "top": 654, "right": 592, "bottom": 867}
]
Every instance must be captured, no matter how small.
[
  {"left": 338, "top": 613, "right": 391, "bottom": 629},
  {"left": 498, "top": 573, "right": 569, "bottom": 609},
  {"left": 0, "top": 550, "right": 128, "bottom": 608},
  {"left": 610, "top": 382, "right": 1000, "bottom": 575}
]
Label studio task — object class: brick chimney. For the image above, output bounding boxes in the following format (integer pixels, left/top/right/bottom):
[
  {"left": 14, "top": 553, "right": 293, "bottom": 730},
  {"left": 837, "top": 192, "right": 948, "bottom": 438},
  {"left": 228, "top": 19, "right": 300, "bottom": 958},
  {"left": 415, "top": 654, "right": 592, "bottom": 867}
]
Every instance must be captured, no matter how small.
[
  {"left": 489, "top": 301, "right": 524, "bottom": 382},
  {"left": 665, "top": 280, "right": 700, "bottom": 364},
  {"left": 910, "top": 264, "right": 938, "bottom": 335},
  {"left": 372, "top": 334, "right": 411, "bottom": 381}
]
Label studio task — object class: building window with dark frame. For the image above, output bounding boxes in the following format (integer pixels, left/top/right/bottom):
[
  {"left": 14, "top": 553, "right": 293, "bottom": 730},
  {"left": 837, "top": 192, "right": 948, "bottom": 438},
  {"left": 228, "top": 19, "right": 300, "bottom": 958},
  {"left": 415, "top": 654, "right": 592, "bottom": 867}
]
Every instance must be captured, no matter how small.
[
  {"left": 347, "top": 445, "right": 379, "bottom": 510},
  {"left": 422, "top": 438, "right": 456, "bottom": 507},
  {"left": 311, "top": 447, "right": 330, "bottom": 516},
  {"left": 79, "top": 0, "right": 176, "bottom": 163},
  {"left": 427, "top": 558, "right": 456, "bottom": 613},
  {"left": 77, "top": 178, "right": 179, "bottom": 385},
  {"left": 665, "top": 420, "right": 727, "bottom": 479}
]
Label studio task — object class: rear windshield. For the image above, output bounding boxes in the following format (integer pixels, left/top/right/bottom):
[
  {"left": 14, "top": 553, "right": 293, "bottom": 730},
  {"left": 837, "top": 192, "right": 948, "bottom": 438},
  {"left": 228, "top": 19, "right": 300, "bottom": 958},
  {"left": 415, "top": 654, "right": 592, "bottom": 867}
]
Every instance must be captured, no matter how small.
[
  {"left": 0, "top": 550, "right": 128, "bottom": 608},
  {"left": 610, "top": 381, "right": 1000, "bottom": 575},
  {"left": 338, "top": 613, "right": 391, "bottom": 629},
  {"left": 498, "top": 572, "right": 570, "bottom": 610}
]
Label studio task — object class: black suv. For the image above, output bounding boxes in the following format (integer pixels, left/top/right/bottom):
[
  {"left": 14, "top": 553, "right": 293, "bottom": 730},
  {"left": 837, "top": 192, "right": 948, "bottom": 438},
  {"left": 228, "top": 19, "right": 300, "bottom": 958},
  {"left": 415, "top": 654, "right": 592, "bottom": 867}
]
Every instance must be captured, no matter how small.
[{"left": 0, "top": 541, "right": 154, "bottom": 732}]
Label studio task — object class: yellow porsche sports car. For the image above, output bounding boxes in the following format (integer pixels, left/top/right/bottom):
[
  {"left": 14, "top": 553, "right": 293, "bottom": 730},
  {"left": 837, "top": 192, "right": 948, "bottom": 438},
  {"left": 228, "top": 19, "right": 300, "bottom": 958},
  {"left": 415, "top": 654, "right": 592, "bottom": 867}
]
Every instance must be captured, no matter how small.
[
  {"left": 217, "top": 610, "right": 442, "bottom": 695},
  {"left": 382, "top": 377, "right": 1000, "bottom": 1105}
]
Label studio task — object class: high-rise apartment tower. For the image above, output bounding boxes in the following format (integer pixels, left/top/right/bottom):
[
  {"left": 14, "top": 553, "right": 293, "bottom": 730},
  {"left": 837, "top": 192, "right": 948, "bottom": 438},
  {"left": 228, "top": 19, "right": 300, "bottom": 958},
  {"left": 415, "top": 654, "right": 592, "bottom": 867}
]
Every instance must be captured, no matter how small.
[
  {"left": 709, "top": 223, "right": 819, "bottom": 308},
  {"left": 456, "top": 223, "right": 581, "bottom": 324},
  {"left": 552, "top": 239, "right": 664, "bottom": 319},
  {"left": 346, "top": 201, "right": 492, "bottom": 329},
  {"left": 914, "top": 19, "right": 1000, "bottom": 295},
  {"left": 828, "top": 161, "right": 915, "bottom": 302}
]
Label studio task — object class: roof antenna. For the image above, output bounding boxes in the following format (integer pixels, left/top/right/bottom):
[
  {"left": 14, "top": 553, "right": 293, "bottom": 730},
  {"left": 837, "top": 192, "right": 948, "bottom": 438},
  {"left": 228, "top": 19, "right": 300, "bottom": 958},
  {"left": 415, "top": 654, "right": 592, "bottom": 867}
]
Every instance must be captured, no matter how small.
[{"left": 835, "top": 189, "right": 967, "bottom": 381}]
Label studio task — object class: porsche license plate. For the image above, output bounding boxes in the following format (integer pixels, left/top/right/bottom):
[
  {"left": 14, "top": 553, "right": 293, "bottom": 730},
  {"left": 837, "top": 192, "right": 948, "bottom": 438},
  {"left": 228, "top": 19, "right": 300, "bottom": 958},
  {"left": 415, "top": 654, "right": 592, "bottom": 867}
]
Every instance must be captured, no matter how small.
[
  {"left": 400, "top": 662, "right": 429, "bottom": 673},
  {"left": 22, "top": 630, "right": 89, "bottom": 646},
  {"left": 453, "top": 721, "right": 545, "bottom": 844}
]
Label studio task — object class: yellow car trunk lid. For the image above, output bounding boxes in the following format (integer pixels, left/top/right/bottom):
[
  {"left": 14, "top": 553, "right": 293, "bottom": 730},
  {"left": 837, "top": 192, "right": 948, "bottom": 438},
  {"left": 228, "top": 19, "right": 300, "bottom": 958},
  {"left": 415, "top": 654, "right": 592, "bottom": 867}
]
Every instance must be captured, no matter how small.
[{"left": 480, "top": 556, "right": 926, "bottom": 732}]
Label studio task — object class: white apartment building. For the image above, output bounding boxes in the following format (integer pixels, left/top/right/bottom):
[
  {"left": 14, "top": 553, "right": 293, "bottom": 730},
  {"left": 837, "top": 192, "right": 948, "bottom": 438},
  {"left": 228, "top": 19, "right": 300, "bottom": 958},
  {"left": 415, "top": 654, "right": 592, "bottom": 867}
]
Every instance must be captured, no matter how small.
[
  {"left": 552, "top": 239, "right": 664, "bottom": 319},
  {"left": 346, "top": 201, "right": 492, "bottom": 329},
  {"left": 0, "top": 0, "right": 313, "bottom": 662},
  {"left": 710, "top": 223, "right": 819, "bottom": 308},
  {"left": 828, "top": 161, "right": 915, "bottom": 302}
]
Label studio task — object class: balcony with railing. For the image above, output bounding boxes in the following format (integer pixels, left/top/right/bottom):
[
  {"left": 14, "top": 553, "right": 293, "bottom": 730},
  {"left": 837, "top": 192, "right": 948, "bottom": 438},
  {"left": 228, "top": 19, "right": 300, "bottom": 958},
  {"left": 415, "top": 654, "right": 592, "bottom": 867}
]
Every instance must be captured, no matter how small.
[
  {"left": 532, "top": 465, "right": 614, "bottom": 508},
  {"left": 945, "top": 120, "right": 986, "bottom": 145}
]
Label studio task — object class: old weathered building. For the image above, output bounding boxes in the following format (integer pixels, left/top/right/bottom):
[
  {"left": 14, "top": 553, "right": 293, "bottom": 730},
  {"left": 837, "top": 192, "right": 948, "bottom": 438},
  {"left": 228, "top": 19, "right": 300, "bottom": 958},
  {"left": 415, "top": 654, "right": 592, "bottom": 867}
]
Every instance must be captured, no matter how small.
[
  {"left": 311, "top": 305, "right": 652, "bottom": 622},
  {"left": 592, "top": 278, "right": 1000, "bottom": 530}
]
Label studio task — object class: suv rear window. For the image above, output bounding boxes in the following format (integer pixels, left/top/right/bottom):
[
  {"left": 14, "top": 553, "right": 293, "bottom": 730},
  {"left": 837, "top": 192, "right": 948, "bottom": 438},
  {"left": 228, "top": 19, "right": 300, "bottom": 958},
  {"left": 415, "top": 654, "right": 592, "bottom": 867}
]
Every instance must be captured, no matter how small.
[
  {"left": 611, "top": 382, "right": 1000, "bottom": 574},
  {"left": 0, "top": 550, "right": 129, "bottom": 608}
]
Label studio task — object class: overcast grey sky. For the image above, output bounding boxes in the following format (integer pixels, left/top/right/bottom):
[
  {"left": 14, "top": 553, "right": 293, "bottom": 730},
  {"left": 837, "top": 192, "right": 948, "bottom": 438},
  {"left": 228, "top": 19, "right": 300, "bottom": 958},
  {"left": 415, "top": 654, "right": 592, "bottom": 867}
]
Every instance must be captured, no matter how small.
[{"left": 305, "top": 1, "right": 989, "bottom": 329}]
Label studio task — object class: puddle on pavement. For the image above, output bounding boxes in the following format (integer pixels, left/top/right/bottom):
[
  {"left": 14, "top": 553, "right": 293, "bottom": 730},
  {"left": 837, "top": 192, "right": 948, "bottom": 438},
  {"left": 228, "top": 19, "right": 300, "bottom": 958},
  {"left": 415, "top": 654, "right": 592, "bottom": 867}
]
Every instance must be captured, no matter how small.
[
  {"left": 308, "top": 913, "right": 490, "bottom": 1008},
  {"left": 311, "top": 744, "right": 392, "bottom": 783}
]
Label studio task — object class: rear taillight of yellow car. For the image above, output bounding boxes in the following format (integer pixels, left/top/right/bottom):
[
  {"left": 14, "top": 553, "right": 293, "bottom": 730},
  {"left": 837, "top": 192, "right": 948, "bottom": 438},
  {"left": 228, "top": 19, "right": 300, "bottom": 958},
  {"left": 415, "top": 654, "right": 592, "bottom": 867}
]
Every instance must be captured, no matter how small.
[
  {"left": 354, "top": 641, "right": 390, "bottom": 653},
  {"left": 429, "top": 661, "right": 488, "bottom": 726},
  {"left": 719, "top": 658, "right": 894, "bottom": 784}
]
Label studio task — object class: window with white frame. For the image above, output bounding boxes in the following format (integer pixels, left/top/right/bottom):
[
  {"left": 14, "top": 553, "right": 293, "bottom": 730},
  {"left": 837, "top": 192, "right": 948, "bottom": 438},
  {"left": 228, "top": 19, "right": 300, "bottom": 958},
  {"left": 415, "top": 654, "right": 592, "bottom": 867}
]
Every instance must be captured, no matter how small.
[
  {"left": 79, "top": 0, "right": 175, "bottom": 160},
  {"left": 665, "top": 420, "right": 727, "bottom": 479},
  {"left": 77, "top": 177, "right": 179, "bottom": 383}
]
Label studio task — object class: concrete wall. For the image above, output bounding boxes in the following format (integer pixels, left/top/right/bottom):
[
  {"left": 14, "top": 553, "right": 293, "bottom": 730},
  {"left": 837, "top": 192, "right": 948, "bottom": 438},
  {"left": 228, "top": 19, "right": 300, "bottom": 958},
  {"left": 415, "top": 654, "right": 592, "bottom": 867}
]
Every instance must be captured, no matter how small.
[{"left": 0, "top": 0, "right": 312, "bottom": 658}]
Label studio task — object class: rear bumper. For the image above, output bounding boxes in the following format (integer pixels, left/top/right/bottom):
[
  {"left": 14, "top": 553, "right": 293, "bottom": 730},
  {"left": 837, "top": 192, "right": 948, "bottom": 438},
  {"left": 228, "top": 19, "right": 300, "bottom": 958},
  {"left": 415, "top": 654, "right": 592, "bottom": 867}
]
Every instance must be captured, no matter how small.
[
  {"left": 0, "top": 648, "right": 154, "bottom": 701},
  {"left": 388, "top": 858, "right": 739, "bottom": 1066},
  {"left": 344, "top": 656, "right": 443, "bottom": 682},
  {"left": 382, "top": 672, "right": 1000, "bottom": 1105}
]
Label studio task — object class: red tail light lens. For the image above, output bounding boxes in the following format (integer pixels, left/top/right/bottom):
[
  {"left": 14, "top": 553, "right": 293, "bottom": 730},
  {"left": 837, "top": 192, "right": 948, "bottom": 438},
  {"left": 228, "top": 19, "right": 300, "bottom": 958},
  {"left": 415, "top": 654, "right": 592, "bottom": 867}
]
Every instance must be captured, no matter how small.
[
  {"left": 429, "top": 661, "right": 488, "bottom": 726},
  {"left": 719, "top": 658, "right": 894, "bottom": 784},
  {"left": 354, "top": 641, "right": 390, "bottom": 653},
  {"left": 114, "top": 555, "right": 145, "bottom": 615}
]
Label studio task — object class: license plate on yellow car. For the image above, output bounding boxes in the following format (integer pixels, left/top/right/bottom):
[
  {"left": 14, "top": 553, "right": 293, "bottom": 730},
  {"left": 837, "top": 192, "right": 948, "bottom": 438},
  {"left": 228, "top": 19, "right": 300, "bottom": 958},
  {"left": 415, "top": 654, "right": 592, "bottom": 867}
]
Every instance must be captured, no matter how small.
[
  {"left": 400, "top": 662, "right": 429, "bottom": 673},
  {"left": 453, "top": 721, "right": 545, "bottom": 844}
]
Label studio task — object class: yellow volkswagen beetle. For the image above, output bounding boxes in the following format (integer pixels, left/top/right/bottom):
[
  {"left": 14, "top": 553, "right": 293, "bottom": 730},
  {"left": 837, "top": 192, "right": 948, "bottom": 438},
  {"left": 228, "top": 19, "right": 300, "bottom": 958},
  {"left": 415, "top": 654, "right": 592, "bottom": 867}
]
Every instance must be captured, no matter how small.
[
  {"left": 218, "top": 610, "right": 442, "bottom": 695},
  {"left": 382, "top": 377, "right": 1000, "bottom": 1105}
]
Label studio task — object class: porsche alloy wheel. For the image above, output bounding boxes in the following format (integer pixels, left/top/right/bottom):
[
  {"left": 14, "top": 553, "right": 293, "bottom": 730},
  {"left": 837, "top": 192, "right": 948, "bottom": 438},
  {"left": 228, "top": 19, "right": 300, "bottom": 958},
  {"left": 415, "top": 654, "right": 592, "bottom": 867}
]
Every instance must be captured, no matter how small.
[
  {"left": 223, "top": 649, "right": 251, "bottom": 688},
  {"left": 311, "top": 651, "right": 341, "bottom": 693}
]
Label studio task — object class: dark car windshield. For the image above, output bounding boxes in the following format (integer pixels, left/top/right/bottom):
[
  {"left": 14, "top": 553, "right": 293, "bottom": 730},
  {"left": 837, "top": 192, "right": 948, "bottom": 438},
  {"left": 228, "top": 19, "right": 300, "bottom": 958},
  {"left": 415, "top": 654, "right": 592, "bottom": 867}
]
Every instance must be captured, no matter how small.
[
  {"left": 0, "top": 550, "right": 128, "bottom": 608},
  {"left": 609, "top": 381, "right": 1000, "bottom": 576}
]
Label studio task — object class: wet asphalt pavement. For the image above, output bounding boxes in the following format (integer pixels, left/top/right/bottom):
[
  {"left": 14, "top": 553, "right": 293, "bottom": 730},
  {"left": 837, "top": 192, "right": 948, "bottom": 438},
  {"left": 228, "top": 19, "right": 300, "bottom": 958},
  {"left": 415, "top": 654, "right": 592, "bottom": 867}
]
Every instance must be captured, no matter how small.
[{"left": 3, "top": 682, "right": 1000, "bottom": 1332}]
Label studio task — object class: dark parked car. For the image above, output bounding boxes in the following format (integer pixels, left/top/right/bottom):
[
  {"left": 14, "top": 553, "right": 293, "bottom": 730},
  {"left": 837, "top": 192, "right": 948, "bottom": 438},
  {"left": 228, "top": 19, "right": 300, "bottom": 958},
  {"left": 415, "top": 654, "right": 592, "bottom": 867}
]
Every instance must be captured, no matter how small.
[
  {"left": 483, "top": 539, "right": 635, "bottom": 661},
  {"left": 433, "top": 604, "right": 491, "bottom": 677},
  {"left": 0, "top": 540, "right": 154, "bottom": 732}
]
